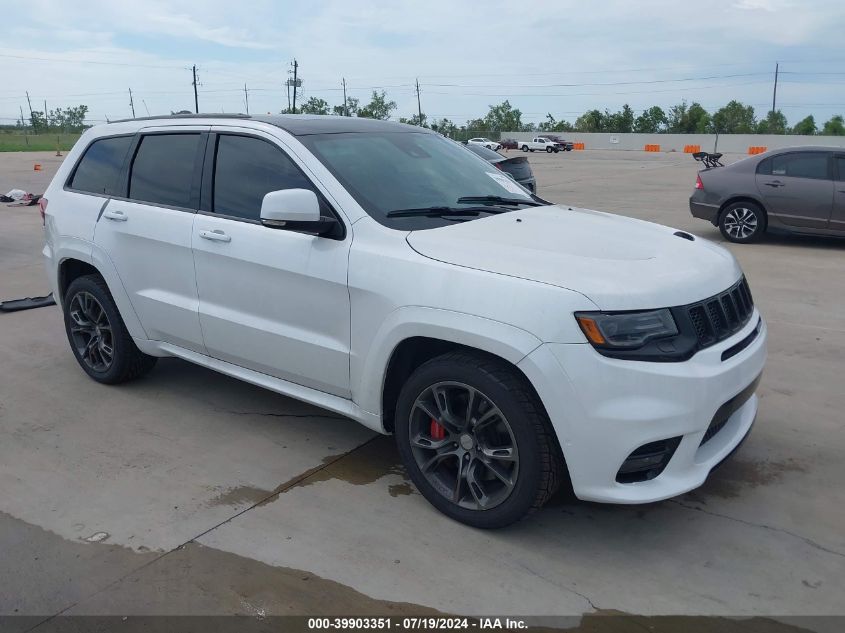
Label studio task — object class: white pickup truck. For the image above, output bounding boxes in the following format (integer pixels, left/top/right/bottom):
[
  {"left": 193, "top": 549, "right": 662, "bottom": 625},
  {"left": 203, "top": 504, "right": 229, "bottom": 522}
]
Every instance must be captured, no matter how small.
[{"left": 520, "top": 137, "right": 560, "bottom": 153}]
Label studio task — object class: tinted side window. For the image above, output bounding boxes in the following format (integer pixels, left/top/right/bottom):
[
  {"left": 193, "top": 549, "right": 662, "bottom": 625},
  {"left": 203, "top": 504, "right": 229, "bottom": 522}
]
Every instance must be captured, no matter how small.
[
  {"left": 69, "top": 136, "right": 133, "bottom": 195},
  {"left": 770, "top": 153, "right": 830, "bottom": 180},
  {"left": 756, "top": 158, "right": 772, "bottom": 175},
  {"left": 213, "top": 135, "right": 315, "bottom": 221},
  {"left": 129, "top": 134, "right": 201, "bottom": 207},
  {"left": 837, "top": 157, "right": 845, "bottom": 180}
]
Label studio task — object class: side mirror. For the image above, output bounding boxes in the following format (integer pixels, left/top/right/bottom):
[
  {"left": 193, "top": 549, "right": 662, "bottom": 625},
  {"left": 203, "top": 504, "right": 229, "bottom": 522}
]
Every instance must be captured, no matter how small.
[{"left": 260, "top": 189, "right": 339, "bottom": 237}]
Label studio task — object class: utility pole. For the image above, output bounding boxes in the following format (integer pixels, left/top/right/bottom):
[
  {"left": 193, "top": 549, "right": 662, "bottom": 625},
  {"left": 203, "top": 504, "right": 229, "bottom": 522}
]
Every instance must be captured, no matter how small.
[
  {"left": 129, "top": 88, "right": 136, "bottom": 118},
  {"left": 243, "top": 83, "right": 249, "bottom": 114},
  {"left": 291, "top": 59, "right": 299, "bottom": 114},
  {"left": 44, "top": 100, "right": 48, "bottom": 129},
  {"left": 342, "top": 77, "right": 348, "bottom": 116},
  {"left": 415, "top": 78, "right": 422, "bottom": 125},
  {"left": 25, "top": 91, "right": 36, "bottom": 133},
  {"left": 771, "top": 62, "right": 779, "bottom": 114},
  {"left": 192, "top": 65, "right": 199, "bottom": 113}
]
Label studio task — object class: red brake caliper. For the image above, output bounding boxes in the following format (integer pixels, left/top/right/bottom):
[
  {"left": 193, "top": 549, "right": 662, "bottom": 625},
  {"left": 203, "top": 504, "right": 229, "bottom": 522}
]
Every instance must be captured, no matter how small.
[{"left": 430, "top": 418, "right": 446, "bottom": 440}]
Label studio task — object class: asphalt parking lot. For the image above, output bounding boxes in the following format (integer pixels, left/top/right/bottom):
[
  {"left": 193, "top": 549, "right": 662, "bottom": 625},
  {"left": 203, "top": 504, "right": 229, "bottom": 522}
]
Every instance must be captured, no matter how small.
[{"left": 1, "top": 149, "right": 843, "bottom": 628}]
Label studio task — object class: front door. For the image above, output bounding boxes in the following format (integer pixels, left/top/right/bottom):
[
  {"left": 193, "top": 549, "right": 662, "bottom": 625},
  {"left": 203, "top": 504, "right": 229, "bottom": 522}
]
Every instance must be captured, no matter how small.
[
  {"left": 756, "top": 151, "right": 833, "bottom": 229},
  {"left": 191, "top": 130, "right": 352, "bottom": 397}
]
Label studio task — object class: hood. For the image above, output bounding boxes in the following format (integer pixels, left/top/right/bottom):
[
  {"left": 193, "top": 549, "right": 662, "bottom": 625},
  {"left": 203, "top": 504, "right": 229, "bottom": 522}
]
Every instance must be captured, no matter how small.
[{"left": 406, "top": 205, "right": 742, "bottom": 310}]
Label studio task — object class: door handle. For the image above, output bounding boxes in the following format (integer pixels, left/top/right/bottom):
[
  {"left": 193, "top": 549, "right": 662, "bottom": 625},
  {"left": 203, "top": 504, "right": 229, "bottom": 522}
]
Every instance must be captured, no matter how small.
[
  {"left": 102, "top": 209, "right": 128, "bottom": 221},
  {"left": 764, "top": 180, "right": 784, "bottom": 188},
  {"left": 199, "top": 229, "right": 232, "bottom": 243}
]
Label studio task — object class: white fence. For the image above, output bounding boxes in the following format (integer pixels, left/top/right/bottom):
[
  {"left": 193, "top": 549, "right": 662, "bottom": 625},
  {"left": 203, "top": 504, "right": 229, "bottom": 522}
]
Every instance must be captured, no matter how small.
[{"left": 503, "top": 132, "right": 845, "bottom": 154}]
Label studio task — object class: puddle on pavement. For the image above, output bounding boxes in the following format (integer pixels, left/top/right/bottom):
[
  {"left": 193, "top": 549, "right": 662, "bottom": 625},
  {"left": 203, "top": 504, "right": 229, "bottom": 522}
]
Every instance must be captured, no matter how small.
[{"left": 207, "top": 435, "right": 412, "bottom": 509}]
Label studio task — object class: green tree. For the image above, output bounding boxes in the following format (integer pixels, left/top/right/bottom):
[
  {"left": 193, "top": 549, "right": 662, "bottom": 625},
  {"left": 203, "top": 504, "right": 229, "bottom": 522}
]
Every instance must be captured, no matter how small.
[
  {"left": 574, "top": 109, "right": 605, "bottom": 132},
  {"left": 430, "top": 118, "right": 458, "bottom": 137},
  {"left": 606, "top": 104, "right": 635, "bottom": 133},
  {"left": 538, "top": 113, "right": 575, "bottom": 132},
  {"left": 666, "top": 101, "right": 710, "bottom": 133},
  {"left": 358, "top": 90, "right": 397, "bottom": 120},
  {"left": 484, "top": 100, "right": 524, "bottom": 131},
  {"left": 399, "top": 113, "right": 428, "bottom": 127},
  {"left": 634, "top": 106, "right": 668, "bottom": 133},
  {"left": 332, "top": 96, "right": 359, "bottom": 117},
  {"left": 299, "top": 97, "right": 330, "bottom": 115},
  {"left": 822, "top": 114, "right": 845, "bottom": 136},
  {"left": 711, "top": 100, "right": 756, "bottom": 134},
  {"left": 756, "top": 110, "right": 788, "bottom": 134},
  {"left": 791, "top": 115, "right": 817, "bottom": 135}
]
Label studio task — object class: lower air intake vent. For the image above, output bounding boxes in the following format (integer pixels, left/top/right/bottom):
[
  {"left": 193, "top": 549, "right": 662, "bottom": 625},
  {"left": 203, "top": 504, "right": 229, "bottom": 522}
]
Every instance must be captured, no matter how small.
[{"left": 616, "top": 437, "right": 682, "bottom": 483}]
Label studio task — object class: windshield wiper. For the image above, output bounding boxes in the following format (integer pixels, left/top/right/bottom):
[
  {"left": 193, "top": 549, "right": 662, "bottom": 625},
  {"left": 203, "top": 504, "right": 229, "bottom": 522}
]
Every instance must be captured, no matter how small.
[
  {"left": 386, "top": 206, "right": 508, "bottom": 218},
  {"left": 457, "top": 195, "right": 543, "bottom": 207}
]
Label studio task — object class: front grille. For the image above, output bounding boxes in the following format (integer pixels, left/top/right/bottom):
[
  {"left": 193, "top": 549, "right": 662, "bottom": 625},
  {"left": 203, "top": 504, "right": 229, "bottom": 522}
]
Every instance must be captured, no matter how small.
[{"left": 686, "top": 277, "right": 754, "bottom": 349}]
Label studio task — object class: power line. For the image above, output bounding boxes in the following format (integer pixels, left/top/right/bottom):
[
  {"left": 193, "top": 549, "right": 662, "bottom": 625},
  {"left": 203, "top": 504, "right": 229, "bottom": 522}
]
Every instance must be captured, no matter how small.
[{"left": 0, "top": 52, "right": 182, "bottom": 70}]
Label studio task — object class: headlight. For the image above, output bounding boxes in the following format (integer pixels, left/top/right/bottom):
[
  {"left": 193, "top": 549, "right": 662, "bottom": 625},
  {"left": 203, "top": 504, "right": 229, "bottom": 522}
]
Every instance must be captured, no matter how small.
[{"left": 575, "top": 309, "right": 678, "bottom": 349}]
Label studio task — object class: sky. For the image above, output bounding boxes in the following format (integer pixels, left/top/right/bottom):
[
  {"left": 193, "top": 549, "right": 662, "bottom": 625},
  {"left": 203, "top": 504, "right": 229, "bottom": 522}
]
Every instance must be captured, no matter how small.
[{"left": 0, "top": 0, "right": 843, "bottom": 128}]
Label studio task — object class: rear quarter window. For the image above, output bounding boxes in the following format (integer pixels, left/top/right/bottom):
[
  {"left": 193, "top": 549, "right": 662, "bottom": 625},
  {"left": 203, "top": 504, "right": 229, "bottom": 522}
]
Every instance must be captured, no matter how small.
[{"left": 68, "top": 135, "right": 133, "bottom": 195}]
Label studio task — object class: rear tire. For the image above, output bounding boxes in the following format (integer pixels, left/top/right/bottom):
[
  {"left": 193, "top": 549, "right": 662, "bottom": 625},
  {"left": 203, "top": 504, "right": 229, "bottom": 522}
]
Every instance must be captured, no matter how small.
[
  {"left": 394, "top": 351, "right": 564, "bottom": 529},
  {"left": 719, "top": 201, "right": 766, "bottom": 243},
  {"left": 63, "top": 275, "right": 157, "bottom": 384},
  {"left": 521, "top": 145, "right": 529, "bottom": 152}
]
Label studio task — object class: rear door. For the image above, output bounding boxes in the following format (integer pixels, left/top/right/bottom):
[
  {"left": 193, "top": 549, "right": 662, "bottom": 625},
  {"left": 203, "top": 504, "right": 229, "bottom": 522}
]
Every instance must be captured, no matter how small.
[
  {"left": 755, "top": 151, "right": 834, "bottom": 229},
  {"left": 832, "top": 155, "right": 845, "bottom": 232},
  {"left": 93, "top": 128, "right": 207, "bottom": 352},
  {"left": 191, "top": 128, "right": 352, "bottom": 397}
]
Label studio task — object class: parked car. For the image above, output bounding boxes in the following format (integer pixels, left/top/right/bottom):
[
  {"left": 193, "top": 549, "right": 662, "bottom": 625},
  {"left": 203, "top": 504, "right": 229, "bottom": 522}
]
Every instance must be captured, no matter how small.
[
  {"left": 465, "top": 143, "right": 537, "bottom": 193},
  {"left": 499, "top": 138, "right": 518, "bottom": 150},
  {"left": 520, "top": 137, "right": 559, "bottom": 153},
  {"left": 543, "top": 134, "right": 574, "bottom": 151},
  {"left": 42, "top": 114, "right": 766, "bottom": 528},
  {"left": 690, "top": 146, "right": 845, "bottom": 243},
  {"left": 467, "top": 137, "right": 502, "bottom": 151}
]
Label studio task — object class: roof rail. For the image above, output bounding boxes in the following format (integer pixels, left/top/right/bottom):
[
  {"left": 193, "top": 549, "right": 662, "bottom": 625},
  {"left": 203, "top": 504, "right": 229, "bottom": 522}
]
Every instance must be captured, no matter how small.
[{"left": 108, "top": 113, "right": 252, "bottom": 124}]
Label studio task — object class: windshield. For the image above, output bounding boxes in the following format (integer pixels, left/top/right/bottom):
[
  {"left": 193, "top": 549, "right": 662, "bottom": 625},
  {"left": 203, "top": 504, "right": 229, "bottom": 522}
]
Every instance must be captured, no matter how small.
[{"left": 299, "top": 131, "right": 538, "bottom": 229}]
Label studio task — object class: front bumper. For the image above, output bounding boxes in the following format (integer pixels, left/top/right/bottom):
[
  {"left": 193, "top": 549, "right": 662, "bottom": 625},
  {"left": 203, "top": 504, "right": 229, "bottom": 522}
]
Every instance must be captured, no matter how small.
[{"left": 518, "top": 312, "right": 767, "bottom": 503}]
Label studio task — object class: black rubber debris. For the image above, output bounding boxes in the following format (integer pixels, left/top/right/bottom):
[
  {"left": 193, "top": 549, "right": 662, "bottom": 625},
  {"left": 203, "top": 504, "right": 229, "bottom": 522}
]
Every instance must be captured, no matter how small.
[{"left": 0, "top": 293, "right": 56, "bottom": 312}]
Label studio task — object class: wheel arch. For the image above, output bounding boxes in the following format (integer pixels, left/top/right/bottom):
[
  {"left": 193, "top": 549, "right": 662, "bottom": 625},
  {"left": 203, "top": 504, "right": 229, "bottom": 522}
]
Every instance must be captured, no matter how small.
[
  {"left": 718, "top": 196, "right": 769, "bottom": 228},
  {"left": 58, "top": 258, "right": 100, "bottom": 304},
  {"left": 61, "top": 247, "right": 150, "bottom": 341}
]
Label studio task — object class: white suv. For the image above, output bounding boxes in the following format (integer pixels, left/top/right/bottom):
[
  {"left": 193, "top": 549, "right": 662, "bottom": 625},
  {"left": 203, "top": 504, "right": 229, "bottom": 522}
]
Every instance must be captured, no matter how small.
[{"left": 41, "top": 114, "right": 766, "bottom": 528}]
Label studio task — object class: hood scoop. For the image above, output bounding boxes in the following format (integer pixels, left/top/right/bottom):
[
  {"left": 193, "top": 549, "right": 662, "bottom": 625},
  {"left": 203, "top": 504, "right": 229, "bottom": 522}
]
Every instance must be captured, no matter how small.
[{"left": 673, "top": 231, "right": 695, "bottom": 241}]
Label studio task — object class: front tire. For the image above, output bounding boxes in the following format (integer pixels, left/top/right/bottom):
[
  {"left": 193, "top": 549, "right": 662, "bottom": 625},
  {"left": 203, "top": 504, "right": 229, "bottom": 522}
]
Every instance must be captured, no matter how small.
[
  {"left": 546, "top": 146, "right": 553, "bottom": 153},
  {"left": 394, "top": 351, "right": 564, "bottom": 528},
  {"left": 63, "top": 275, "right": 157, "bottom": 384},
  {"left": 719, "top": 201, "right": 766, "bottom": 243}
]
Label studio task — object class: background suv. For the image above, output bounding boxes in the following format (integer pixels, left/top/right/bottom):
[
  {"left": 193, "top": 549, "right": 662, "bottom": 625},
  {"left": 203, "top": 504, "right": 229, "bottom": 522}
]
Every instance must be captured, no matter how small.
[{"left": 42, "top": 114, "right": 766, "bottom": 528}]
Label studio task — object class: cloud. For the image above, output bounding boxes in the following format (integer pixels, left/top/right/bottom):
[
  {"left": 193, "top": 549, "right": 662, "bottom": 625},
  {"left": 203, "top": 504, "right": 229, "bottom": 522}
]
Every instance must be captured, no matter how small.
[{"left": 0, "top": 0, "right": 842, "bottom": 127}]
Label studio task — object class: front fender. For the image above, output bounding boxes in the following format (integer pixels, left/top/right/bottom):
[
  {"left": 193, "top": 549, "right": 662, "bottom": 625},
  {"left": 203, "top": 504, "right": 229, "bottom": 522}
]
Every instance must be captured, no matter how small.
[{"left": 352, "top": 306, "right": 543, "bottom": 419}]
